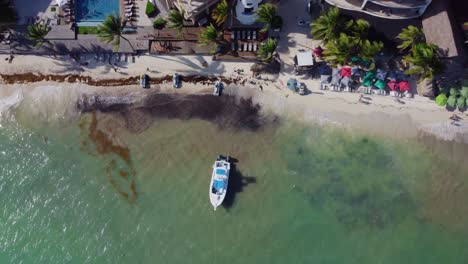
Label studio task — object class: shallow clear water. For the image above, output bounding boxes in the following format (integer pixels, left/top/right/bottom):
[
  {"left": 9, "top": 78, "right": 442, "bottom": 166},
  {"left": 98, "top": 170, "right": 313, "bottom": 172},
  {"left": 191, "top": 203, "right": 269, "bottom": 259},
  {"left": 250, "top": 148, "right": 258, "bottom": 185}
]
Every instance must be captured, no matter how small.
[{"left": 0, "top": 112, "right": 467, "bottom": 263}]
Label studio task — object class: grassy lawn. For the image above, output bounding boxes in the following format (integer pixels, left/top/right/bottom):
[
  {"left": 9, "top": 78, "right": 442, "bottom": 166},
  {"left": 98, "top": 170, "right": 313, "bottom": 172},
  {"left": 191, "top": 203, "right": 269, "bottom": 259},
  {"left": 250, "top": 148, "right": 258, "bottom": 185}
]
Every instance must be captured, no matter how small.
[{"left": 77, "top": 26, "right": 99, "bottom": 35}]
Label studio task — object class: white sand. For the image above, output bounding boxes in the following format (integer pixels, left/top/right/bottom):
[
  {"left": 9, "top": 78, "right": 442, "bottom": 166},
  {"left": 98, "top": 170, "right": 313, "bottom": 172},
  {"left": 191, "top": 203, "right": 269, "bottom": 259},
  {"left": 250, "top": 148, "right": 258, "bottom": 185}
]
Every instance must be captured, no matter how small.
[{"left": 1, "top": 54, "right": 468, "bottom": 142}]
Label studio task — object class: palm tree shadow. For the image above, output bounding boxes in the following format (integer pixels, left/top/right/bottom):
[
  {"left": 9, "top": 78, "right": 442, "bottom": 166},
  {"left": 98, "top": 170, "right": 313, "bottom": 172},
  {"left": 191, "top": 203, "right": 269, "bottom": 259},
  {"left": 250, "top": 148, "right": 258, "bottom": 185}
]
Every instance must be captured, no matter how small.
[{"left": 222, "top": 157, "right": 256, "bottom": 210}]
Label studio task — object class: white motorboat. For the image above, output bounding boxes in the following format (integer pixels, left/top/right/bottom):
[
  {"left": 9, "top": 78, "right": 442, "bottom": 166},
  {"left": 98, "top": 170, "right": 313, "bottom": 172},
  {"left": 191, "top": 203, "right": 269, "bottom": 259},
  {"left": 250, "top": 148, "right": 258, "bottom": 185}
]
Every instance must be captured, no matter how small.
[{"left": 209, "top": 155, "right": 231, "bottom": 210}]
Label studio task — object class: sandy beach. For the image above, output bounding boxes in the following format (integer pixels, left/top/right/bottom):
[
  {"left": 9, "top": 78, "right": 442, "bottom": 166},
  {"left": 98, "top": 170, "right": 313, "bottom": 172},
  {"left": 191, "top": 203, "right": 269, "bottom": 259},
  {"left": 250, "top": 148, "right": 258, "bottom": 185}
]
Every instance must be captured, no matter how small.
[{"left": 1, "top": 54, "right": 468, "bottom": 144}]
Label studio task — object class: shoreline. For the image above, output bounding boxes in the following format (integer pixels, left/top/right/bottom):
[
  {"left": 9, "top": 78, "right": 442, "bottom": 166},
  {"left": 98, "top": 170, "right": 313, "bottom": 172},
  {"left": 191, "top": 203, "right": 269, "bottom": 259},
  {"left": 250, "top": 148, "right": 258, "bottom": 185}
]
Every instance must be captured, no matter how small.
[{"left": 1, "top": 54, "right": 468, "bottom": 144}]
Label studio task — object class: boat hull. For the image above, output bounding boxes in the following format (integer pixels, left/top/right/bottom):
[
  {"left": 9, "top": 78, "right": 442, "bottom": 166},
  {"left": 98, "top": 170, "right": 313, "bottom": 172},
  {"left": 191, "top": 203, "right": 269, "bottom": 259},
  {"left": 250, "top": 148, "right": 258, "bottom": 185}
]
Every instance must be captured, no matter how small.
[{"left": 209, "top": 156, "right": 230, "bottom": 210}]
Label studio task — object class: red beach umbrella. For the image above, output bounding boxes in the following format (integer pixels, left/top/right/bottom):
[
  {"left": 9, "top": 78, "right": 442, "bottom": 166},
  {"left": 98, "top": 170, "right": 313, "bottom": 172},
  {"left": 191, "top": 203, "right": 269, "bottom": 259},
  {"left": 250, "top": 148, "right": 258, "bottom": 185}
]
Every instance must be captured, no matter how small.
[
  {"left": 388, "top": 80, "right": 398, "bottom": 91},
  {"left": 398, "top": 81, "right": 410, "bottom": 92},
  {"left": 341, "top": 67, "right": 351, "bottom": 78},
  {"left": 313, "top": 46, "right": 324, "bottom": 58}
]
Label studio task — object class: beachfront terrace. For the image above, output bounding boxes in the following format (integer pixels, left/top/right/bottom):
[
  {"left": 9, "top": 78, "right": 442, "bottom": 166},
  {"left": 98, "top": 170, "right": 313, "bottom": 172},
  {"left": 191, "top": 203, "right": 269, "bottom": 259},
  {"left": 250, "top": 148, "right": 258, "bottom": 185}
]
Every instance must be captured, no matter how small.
[{"left": 325, "top": 0, "right": 432, "bottom": 19}]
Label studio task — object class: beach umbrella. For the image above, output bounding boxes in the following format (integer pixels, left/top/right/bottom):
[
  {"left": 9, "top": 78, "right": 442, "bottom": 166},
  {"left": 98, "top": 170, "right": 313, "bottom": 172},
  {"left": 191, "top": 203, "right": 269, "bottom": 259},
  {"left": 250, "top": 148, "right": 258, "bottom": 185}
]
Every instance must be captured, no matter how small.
[
  {"left": 313, "top": 46, "right": 323, "bottom": 58},
  {"left": 398, "top": 81, "right": 410, "bottom": 92},
  {"left": 376, "top": 70, "right": 387, "bottom": 81},
  {"left": 388, "top": 80, "right": 398, "bottom": 91},
  {"left": 287, "top": 78, "right": 298, "bottom": 91},
  {"left": 362, "top": 71, "right": 376, "bottom": 87},
  {"left": 386, "top": 71, "right": 397, "bottom": 81},
  {"left": 318, "top": 64, "right": 332, "bottom": 75},
  {"left": 351, "top": 66, "right": 361, "bottom": 77},
  {"left": 374, "top": 79, "right": 387, "bottom": 90},
  {"left": 341, "top": 67, "right": 352, "bottom": 78}
]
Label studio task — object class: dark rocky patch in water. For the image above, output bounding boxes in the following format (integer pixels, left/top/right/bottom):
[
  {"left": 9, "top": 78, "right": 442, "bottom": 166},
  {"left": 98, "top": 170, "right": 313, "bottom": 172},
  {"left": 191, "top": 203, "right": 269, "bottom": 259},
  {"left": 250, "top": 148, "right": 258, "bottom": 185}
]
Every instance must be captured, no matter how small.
[{"left": 77, "top": 93, "right": 268, "bottom": 132}]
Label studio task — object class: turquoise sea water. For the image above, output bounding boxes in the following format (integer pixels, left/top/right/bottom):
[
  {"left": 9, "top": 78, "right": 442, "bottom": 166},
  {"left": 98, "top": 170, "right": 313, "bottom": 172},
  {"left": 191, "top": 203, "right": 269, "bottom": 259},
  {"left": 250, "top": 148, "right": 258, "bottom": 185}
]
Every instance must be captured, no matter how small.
[{"left": 1, "top": 110, "right": 468, "bottom": 263}]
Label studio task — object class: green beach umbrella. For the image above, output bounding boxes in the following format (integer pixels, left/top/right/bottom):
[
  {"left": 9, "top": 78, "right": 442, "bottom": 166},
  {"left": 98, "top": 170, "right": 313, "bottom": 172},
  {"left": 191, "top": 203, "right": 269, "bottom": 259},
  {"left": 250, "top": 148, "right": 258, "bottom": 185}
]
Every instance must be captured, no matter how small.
[
  {"left": 374, "top": 79, "right": 387, "bottom": 90},
  {"left": 362, "top": 71, "right": 376, "bottom": 87}
]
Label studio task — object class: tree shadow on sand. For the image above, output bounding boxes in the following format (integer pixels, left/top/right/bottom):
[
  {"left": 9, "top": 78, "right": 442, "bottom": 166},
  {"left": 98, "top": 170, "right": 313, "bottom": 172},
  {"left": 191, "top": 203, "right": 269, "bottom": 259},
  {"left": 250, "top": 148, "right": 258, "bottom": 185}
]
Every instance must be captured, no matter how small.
[{"left": 222, "top": 157, "right": 256, "bottom": 210}]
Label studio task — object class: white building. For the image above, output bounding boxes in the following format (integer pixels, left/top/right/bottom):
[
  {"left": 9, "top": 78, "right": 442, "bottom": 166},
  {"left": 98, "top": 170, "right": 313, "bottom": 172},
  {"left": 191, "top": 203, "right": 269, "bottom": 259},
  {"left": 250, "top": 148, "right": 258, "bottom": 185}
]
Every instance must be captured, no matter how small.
[
  {"left": 324, "top": 0, "right": 433, "bottom": 19},
  {"left": 235, "top": 0, "right": 262, "bottom": 25}
]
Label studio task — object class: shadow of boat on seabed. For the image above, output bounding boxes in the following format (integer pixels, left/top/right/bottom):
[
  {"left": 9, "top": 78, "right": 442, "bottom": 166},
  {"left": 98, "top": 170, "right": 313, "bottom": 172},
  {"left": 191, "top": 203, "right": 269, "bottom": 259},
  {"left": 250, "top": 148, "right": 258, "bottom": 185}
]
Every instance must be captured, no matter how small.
[{"left": 222, "top": 157, "right": 256, "bottom": 210}]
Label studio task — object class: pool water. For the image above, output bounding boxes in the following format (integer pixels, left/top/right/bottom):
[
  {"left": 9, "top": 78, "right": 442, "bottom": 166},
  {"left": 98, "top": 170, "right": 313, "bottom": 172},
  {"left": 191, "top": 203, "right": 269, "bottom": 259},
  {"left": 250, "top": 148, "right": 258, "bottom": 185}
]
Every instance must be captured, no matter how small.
[{"left": 75, "top": 0, "right": 120, "bottom": 24}]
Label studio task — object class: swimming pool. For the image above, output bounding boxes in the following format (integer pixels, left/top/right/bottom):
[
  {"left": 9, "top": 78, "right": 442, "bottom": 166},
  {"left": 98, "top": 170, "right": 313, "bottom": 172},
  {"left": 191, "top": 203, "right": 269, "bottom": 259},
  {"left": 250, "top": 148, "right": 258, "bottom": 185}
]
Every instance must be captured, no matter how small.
[{"left": 75, "top": 0, "right": 120, "bottom": 26}]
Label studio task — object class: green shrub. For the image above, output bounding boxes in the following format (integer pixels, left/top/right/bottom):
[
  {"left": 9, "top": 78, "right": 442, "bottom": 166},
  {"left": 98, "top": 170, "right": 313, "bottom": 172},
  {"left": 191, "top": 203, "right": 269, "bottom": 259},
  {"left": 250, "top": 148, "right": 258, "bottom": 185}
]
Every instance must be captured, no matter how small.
[
  {"left": 153, "top": 18, "right": 166, "bottom": 29},
  {"left": 435, "top": 94, "right": 448, "bottom": 106},
  {"left": 461, "top": 87, "right": 468, "bottom": 98},
  {"left": 457, "top": 96, "right": 466, "bottom": 109},
  {"left": 447, "top": 95, "right": 457, "bottom": 108},
  {"left": 449, "top": 87, "right": 460, "bottom": 96},
  {"left": 146, "top": 1, "right": 158, "bottom": 17}
]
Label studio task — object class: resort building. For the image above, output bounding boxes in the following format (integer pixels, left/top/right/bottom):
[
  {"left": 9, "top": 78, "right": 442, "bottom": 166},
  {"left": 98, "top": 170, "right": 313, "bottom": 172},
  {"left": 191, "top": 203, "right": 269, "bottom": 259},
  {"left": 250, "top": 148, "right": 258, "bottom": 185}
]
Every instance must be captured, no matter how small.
[
  {"left": 235, "top": 0, "right": 261, "bottom": 25},
  {"left": 164, "top": 0, "right": 220, "bottom": 24},
  {"left": 324, "top": 0, "right": 433, "bottom": 19}
]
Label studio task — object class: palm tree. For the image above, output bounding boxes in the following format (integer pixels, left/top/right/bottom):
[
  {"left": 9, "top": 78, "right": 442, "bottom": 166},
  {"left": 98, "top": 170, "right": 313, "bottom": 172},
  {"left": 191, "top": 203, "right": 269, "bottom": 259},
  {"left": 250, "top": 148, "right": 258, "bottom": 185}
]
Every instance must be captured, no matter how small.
[
  {"left": 211, "top": 0, "right": 228, "bottom": 26},
  {"left": 97, "top": 14, "right": 129, "bottom": 51},
  {"left": 198, "top": 23, "right": 222, "bottom": 52},
  {"left": 167, "top": 8, "right": 185, "bottom": 37},
  {"left": 257, "top": 38, "right": 278, "bottom": 62},
  {"left": 396, "top": 25, "right": 425, "bottom": 52},
  {"left": 255, "top": 3, "right": 281, "bottom": 32},
  {"left": 360, "top": 40, "right": 383, "bottom": 69},
  {"left": 310, "top": 6, "right": 346, "bottom": 44},
  {"left": 322, "top": 33, "right": 357, "bottom": 66},
  {"left": 404, "top": 43, "right": 444, "bottom": 81},
  {"left": 348, "top": 19, "right": 370, "bottom": 46},
  {"left": 26, "top": 23, "right": 50, "bottom": 48}
]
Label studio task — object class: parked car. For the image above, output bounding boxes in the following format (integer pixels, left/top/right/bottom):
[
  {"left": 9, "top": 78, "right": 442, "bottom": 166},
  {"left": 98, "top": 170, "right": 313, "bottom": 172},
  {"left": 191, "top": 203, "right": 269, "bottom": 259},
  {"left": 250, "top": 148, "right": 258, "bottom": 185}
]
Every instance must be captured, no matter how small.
[
  {"left": 172, "top": 73, "right": 181, "bottom": 88},
  {"left": 213, "top": 80, "right": 223, "bottom": 96},
  {"left": 139, "top": 74, "right": 149, "bottom": 88}
]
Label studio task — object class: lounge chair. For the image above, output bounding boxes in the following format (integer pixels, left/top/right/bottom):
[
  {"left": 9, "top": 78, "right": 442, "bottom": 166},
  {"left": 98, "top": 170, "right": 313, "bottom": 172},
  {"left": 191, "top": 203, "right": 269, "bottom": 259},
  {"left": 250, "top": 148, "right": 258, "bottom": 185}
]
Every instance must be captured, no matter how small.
[
  {"left": 330, "top": 76, "right": 341, "bottom": 91},
  {"left": 340, "top": 76, "right": 351, "bottom": 91},
  {"left": 320, "top": 75, "right": 331, "bottom": 90}
]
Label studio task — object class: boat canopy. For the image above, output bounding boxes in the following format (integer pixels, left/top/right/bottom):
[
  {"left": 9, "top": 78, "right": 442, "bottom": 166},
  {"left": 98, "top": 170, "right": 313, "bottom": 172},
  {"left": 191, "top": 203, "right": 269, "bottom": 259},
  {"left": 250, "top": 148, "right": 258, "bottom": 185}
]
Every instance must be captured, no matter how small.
[
  {"left": 216, "top": 168, "right": 227, "bottom": 176},
  {"left": 213, "top": 179, "right": 226, "bottom": 189}
]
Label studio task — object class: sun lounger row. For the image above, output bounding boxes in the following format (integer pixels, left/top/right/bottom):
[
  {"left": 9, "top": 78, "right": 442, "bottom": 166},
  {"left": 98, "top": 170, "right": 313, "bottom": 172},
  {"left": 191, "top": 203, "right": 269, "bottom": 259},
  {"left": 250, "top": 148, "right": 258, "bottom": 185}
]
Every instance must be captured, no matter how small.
[
  {"left": 232, "top": 41, "right": 257, "bottom": 52},
  {"left": 231, "top": 30, "right": 257, "bottom": 41},
  {"left": 91, "top": 53, "right": 136, "bottom": 64}
]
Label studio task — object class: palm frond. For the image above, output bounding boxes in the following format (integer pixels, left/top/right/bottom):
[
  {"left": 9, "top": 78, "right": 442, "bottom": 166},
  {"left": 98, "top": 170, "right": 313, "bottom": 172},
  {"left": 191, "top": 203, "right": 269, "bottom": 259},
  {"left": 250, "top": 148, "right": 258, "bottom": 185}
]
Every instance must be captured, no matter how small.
[
  {"left": 168, "top": 8, "right": 185, "bottom": 33},
  {"left": 26, "top": 23, "right": 50, "bottom": 48},
  {"left": 211, "top": 0, "right": 228, "bottom": 26},
  {"left": 97, "top": 14, "right": 124, "bottom": 50},
  {"left": 257, "top": 38, "right": 278, "bottom": 62},
  {"left": 255, "top": 3, "right": 278, "bottom": 32},
  {"left": 310, "top": 7, "right": 345, "bottom": 44},
  {"left": 396, "top": 25, "right": 425, "bottom": 52},
  {"left": 198, "top": 23, "right": 221, "bottom": 47}
]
